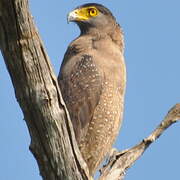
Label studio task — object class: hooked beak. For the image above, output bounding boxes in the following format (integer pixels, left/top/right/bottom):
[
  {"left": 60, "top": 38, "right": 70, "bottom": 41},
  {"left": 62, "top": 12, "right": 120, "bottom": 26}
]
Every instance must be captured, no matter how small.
[
  {"left": 67, "top": 10, "right": 78, "bottom": 23},
  {"left": 67, "top": 9, "right": 89, "bottom": 23}
]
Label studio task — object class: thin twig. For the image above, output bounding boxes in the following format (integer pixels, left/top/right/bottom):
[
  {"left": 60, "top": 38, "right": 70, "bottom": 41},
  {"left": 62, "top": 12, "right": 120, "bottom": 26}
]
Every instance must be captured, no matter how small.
[{"left": 99, "top": 104, "right": 180, "bottom": 180}]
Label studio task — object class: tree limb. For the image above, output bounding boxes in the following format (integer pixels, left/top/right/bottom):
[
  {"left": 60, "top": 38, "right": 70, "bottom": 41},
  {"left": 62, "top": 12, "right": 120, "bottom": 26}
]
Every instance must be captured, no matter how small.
[
  {"left": 0, "top": 0, "right": 89, "bottom": 180},
  {"left": 99, "top": 104, "right": 180, "bottom": 180}
]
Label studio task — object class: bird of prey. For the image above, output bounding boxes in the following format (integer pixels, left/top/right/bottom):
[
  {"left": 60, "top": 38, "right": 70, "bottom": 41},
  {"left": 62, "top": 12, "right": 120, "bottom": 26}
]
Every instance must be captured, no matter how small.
[{"left": 58, "top": 3, "right": 126, "bottom": 175}]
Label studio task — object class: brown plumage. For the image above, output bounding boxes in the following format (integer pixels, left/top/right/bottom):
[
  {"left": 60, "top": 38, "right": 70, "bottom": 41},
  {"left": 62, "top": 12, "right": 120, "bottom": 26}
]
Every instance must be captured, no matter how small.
[{"left": 58, "top": 3, "right": 126, "bottom": 175}]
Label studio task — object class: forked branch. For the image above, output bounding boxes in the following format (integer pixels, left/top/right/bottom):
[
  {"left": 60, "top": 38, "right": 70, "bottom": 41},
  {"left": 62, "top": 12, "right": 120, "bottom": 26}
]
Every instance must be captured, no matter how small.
[{"left": 99, "top": 104, "right": 180, "bottom": 180}]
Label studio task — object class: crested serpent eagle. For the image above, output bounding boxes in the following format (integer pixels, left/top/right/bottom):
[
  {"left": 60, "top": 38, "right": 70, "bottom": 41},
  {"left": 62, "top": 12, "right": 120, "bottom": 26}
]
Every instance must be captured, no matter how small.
[{"left": 58, "top": 3, "right": 126, "bottom": 175}]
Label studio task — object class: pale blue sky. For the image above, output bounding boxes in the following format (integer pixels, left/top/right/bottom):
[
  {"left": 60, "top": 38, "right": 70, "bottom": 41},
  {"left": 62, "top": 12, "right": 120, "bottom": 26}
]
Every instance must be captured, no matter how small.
[{"left": 0, "top": 1, "right": 180, "bottom": 180}]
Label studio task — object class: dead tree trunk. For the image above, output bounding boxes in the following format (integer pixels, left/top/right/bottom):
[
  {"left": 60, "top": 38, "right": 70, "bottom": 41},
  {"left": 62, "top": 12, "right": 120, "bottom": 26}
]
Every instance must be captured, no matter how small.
[
  {"left": 0, "top": 0, "right": 89, "bottom": 180},
  {"left": 0, "top": 1, "right": 179, "bottom": 180}
]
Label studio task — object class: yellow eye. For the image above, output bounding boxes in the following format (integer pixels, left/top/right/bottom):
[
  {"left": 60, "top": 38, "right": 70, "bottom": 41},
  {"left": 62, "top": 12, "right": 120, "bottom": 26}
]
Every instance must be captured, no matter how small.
[{"left": 89, "top": 8, "right": 98, "bottom": 17}]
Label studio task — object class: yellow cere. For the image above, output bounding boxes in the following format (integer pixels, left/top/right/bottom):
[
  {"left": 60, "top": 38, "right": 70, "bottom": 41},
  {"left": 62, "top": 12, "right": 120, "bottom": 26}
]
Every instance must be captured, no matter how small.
[{"left": 74, "top": 6, "right": 99, "bottom": 21}]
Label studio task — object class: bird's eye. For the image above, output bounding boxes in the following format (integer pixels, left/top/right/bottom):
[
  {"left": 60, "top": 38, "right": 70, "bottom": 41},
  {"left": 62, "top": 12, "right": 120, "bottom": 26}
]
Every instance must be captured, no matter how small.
[{"left": 89, "top": 8, "right": 98, "bottom": 17}]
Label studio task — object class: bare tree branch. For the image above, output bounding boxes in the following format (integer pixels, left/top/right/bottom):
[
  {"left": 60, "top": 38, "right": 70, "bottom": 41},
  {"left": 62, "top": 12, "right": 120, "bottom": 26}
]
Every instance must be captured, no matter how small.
[
  {"left": 0, "top": 0, "right": 89, "bottom": 180},
  {"left": 99, "top": 104, "right": 180, "bottom": 180}
]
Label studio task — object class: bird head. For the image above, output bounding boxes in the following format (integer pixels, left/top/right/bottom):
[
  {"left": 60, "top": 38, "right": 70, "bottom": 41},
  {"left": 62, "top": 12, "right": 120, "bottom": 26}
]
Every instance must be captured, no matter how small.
[{"left": 67, "top": 3, "right": 116, "bottom": 34}]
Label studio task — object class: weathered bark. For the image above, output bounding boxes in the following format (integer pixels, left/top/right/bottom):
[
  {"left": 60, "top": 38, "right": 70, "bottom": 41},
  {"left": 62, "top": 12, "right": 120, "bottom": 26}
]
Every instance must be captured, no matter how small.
[
  {"left": 0, "top": 1, "right": 179, "bottom": 180},
  {"left": 99, "top": 104, "right": 180, "bottom": 180},
  {"left": 0, "top": 0, "right": 89, "bottom": 180}
]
